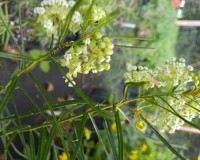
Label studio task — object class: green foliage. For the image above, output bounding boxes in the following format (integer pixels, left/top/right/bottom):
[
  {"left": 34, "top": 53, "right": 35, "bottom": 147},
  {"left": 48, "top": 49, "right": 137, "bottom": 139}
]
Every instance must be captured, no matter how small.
[{"left": 0, "top": 0, "right": 199, "bottom": 160}]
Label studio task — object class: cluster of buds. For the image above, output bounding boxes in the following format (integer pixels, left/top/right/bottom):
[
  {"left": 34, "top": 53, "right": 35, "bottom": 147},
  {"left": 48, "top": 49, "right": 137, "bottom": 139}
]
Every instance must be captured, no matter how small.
[
  {"left": 60, "top": 32, "right": 114, "bottom": 86},
  {"left": 125, "top": 58, "right": 200, "bottom": 133}
]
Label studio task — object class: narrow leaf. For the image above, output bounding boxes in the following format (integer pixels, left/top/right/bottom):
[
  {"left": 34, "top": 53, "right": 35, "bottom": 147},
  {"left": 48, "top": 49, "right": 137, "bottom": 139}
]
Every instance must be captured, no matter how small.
[
  {"left": 104, "top": 119, "right": 118, "bottom": 160},
  {"left": 90, "top": 115, "right": 112, "bottom": 160},
  {"left": 0, "top": 77, "right": 18, "bottom": 115},
  {"left": 115, "top": 44, "right": 155, "bottom": 50},
  {"left": 114, "top": 110, "right": 123, "bottom": 160},
  {"left": 140, "top": 115, "right": 185, "bottom": 160},
  {"left": 0, "top": 8, "right": 22, "bottom": 54},
  {"left": 90, "top": 10, "right": 120, "bottom": 35},
  {"left": 81, "top": 0, "right": 96, "bottom": 33},
  {"left": 72, "top": 113, "right": 88, "bottom": 160},
  {"left": 0, "top": 100, "right": 86, "bottom": 123},
  {"left": 0, "top": 52, "right": 32, "bottom": 61},
  {"left": 106, "top": 36, "right": 154, "bottom": 41},
  {"left": 59, "top": 0, "right": 83, "bottom": 44}
]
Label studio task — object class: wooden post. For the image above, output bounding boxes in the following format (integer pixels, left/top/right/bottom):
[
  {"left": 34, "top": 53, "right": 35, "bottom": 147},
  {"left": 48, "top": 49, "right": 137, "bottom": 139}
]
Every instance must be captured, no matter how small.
[{"left": 176, "top": 20, "right": 200, "bottom": 26}]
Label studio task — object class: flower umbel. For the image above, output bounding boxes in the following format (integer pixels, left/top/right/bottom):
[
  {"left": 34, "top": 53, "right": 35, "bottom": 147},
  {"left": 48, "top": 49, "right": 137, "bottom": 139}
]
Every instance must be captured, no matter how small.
[
  {"left": 34, "top": 0, "right": 83, "bottom": 36},
  {"left": 61, "top": 33, "right": 114, "bottom": 86},
  {"left": 125, "top": 58, "right": 200, "bottom": 133}
]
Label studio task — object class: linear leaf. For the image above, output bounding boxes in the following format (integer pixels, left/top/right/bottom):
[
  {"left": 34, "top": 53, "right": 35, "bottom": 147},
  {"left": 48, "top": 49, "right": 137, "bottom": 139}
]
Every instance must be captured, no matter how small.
[
  {"left": 114, "top": 44, "right": 155, "bottom": 50},
  {"left": 0, "top": 52, "right": 33, "bottom": 61},
  {"left": 0, "top": 104, "right": 113, "bottom": 136},
  {"left": 81, "top": 0, "right": 96, "bottom": 33},
  {"left": 90, "top": 10, "right": 120, "bottom": 34},
  {"left": 106, "top": 36, "right": 154, "bottom": 41},
  {"left": 28, "top": 72, "right": 69, "bottom": 152},
  {"left": 59, "top": 0, "right": 83, "bottom": 44},
  {"left": 104, "top": 119, "right": 118, "bottom": 160},
  {"left": 140, "top": 115, "right": 185, "bottom": 160},
  {"left": 72, "top": 113, "right": 88, "bottom": 160},
  {"left": 0, "top": 76, "right": 18, "bottom": 115},
  {"left": 90, "top": 115, "right": 112, "bottom": 160},
  {"left": 0, "top": 100, "right": 86, "bottom": 123},
  {"left": 0, "top": 7, "right": 22, "bottom": 54},
  {"left": 73, "top": 121, "right": 84, "bottom": 160},
  {"left": 41, "top": 128, "right": 56, "bottom": 160},
  {"left": 114, "top": 109, "right": 123, "bottom": 160}
]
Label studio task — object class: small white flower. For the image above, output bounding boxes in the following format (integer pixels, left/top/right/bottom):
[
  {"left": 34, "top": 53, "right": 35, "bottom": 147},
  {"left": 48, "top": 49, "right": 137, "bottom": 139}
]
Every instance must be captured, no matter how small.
[
  {"left": 187, "top": 76, "right": 193, "bottom": 82},
  {"left": 68, "top": 0, "right": 75, "bottom": 7},
  {"left": 34, "top": 7, "right": 46, "bottom": 14},
  {"left": 173, "top": 80, "right": 179, "bottom": 86},
  {"left": 136, "top": 75, "right": 141, "bottom": 81},
  {"left": 187, "top": 65, "right": 193, "bottom": 71},
  {"left": 179, "top": 99, "right": 186, "bottom": 105},
  {"left": 64, "top": 54, "right": 72, "bottom": 61},
  {"left": 43, "top": 19, "right": 53, "bottom": 29},
  {"left": 72, "top": 11, "right": 83, "bottom": 24},
  {"left": 68, "top": 80, "right": 76, "bottom": 87},
  {"left": 76, "top": 64, "right": 81, "bottom": 71},
  {"left": 171, "top": 57, "right": 176, "bottom": 62},
  {"left": 172, "top": 57, "right": 176, "bottom": 62},
  {"left": 179, "top": 58, "right": 185, "bottom": 63},
  {"left": 169, "top": 99, "right": 174, "bottom": 106},
  {"left": 130, "top": 65, "right": 137, "bottom": 71},
  {"left": 83, "top": 38, "right": 91, "bottom": 45},
  {"left": 10, "top": 21, "right": 15, "bottom": 26},
  {"left": 92, "top": 70, "right": 98, "bottom": 73},
  {"left": 138, "top": 66, "right": 143, "bottom": 70},
  {"left": 105, "top": 56, "right": 111, "bottom": 62},
  {"left": 157, "top": 81, "right": 165, "bottom": 88}
]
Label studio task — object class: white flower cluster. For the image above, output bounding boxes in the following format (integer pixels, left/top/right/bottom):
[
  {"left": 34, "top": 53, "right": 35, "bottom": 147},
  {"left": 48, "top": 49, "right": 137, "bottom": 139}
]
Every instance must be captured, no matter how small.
[
  {"left": 60, "top": 32, "right": 114, "bottom": 86},
  {"left": 69, "top": 4, "right": 105, "bottom": 34},
  {"left": 152, "top": 95, "right": 200, "bottom": 133},
  {"left": 34, "top": 0, "right": 106, "bottom": 36},
  {"left": 34, "top": 1, "right": 111, "bottom": 86},
  {"left": 125, "top": 58, "right": 200, "bottom": 133},
  {"left": 125, "top": 58, "right": 197, "bottom": 91},
  {"left": 34, "top": 1, "right": 113, "bottom": 85},
  {"left": 34, "top": 0, "right": 82, "bottom": 36},
  {"left": 124, "top": 65, "right": 153, "bottom": 83}
]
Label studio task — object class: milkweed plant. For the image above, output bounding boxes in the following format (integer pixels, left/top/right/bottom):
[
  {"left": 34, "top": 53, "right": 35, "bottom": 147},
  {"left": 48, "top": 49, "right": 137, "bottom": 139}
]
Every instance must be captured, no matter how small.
[{"left": 0, "top": 0, "right": 199, "bottom": 159}]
